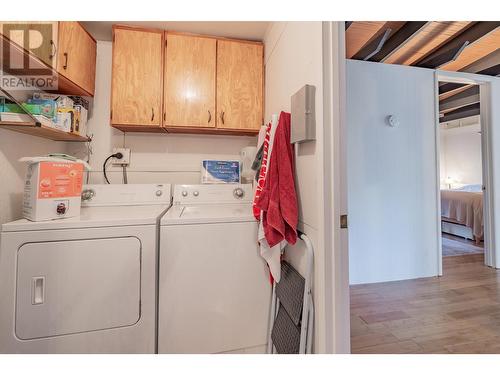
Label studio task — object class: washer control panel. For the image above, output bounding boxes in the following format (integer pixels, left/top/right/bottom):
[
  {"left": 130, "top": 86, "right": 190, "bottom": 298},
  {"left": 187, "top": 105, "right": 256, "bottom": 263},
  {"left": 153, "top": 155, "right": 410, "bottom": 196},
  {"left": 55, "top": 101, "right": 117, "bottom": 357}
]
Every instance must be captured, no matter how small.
[{"left": 173, "top": 184, "right": 253, "bottom": 205}]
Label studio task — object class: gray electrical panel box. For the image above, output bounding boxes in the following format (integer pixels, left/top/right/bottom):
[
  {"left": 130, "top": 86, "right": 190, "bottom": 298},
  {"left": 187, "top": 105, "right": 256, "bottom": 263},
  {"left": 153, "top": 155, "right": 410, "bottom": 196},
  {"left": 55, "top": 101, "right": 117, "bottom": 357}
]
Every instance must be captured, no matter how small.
[{"left": 291, "top": 85, "right": 316, "bottom": 143}]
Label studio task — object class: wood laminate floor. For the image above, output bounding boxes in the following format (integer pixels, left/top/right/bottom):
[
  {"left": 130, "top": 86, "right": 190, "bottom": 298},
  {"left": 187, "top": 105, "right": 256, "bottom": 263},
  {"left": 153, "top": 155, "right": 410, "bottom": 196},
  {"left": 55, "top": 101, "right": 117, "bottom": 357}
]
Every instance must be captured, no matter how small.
[{"left": 350, "top": 253, "right": 500, "bottom": 353}]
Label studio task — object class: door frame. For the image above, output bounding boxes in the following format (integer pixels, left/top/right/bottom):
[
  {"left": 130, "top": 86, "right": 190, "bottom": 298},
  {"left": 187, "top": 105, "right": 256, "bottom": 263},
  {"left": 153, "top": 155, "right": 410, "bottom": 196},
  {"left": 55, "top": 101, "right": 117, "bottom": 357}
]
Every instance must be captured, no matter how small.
[
  {"left": 434, "top": 70, "right": 496, "bottom": 271},
  {"left": 322, "top": 21, "right": 350, "bottom": 353}
]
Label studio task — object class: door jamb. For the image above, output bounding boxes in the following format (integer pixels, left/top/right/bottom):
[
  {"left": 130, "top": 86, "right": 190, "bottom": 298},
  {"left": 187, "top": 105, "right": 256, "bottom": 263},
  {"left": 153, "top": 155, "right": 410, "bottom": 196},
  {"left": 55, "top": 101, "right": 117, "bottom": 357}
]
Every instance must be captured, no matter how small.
[
  {"left": 433, "top": 74, "right": 443, "bottom": 276},
  {"left": 435, "top": 71, "right": 495, "bottom": 269}
]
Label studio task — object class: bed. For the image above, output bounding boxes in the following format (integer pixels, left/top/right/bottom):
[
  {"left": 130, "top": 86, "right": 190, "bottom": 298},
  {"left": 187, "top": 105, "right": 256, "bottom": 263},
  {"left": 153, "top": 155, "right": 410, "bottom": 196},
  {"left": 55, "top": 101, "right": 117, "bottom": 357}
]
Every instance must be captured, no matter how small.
[{"left": 441, "top": 184, "right": 484, "bottom": 244}]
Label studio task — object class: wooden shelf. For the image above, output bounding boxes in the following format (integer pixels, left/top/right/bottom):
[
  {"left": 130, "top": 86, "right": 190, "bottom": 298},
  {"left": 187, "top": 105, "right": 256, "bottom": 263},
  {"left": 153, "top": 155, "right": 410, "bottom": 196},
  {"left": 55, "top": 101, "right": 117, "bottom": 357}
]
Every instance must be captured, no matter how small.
[{"left": 0, "top": 121, "right": 90, "bottom": 142}]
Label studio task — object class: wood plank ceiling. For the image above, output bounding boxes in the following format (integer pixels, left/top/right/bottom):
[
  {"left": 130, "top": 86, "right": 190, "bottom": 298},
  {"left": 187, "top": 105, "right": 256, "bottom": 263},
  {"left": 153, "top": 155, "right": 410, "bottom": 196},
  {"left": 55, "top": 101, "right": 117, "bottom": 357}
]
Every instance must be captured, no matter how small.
[{"left": 346, "top": 21, "right": 500, "bottom": 123}]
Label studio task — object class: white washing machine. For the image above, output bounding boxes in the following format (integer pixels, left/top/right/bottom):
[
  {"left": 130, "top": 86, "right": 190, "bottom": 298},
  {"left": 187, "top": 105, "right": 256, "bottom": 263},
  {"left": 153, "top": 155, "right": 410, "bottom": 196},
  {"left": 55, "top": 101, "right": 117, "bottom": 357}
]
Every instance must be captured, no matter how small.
[
  {"left": 158, "top": 184, "right": 271, "bottom": 354},
  {"left": 0, "top": 184, "right": 171, "bottom": 353}
]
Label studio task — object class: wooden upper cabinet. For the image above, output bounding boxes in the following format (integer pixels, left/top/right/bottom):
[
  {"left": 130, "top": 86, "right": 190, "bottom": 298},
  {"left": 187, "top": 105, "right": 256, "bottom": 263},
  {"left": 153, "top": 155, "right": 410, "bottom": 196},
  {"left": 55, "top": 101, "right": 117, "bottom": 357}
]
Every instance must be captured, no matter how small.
[
  {"left": 216, "top": 40, "right": 263, "bottom": 132},
  {"left": 0, "top": 21, "right": 96, "bottom": 96},
  {"left": 108, "top": 27, "right": 264, "bottom": 134},
  {"left": 164, "top": 34, "right": 216, "bottom": 128},
  {"left": 111, "top": 26, "right": 163, "bottom": 128},
  {"left": 56, "top": 22, "right": 96, "bottom": 96}
]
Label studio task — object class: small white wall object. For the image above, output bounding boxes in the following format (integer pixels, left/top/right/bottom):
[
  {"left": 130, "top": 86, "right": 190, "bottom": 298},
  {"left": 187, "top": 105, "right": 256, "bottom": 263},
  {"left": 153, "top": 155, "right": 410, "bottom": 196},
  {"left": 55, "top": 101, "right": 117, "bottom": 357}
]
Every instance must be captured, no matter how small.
[{"left": 386, "top": 115, "right": 399, "bottom": 128}]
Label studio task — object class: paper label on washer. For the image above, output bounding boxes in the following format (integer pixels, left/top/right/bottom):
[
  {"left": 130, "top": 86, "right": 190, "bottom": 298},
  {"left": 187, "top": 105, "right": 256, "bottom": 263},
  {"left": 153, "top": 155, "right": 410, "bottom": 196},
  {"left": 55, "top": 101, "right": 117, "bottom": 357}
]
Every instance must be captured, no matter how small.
[{"left": 201, "top": 160, "right": 240, "bottom": 184}]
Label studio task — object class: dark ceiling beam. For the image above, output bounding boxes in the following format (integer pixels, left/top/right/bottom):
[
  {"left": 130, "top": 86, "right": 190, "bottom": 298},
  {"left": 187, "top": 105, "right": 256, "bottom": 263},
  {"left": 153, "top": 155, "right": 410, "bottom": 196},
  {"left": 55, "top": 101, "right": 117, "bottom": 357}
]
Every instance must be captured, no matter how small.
[
  {"left": 460, "top": 49, "right": 500, "bottom": 74},
  {"left": 420, "top": 41, "right": 469, "bottom": 69},
  {"left": 439, "top": 86, "right": 480, "bottom": 113},
  {"left": 416, "top": 21, "right": 500, "bottom": 69},
  {"left": 439, "top": 84, "right": 474, "bottom": 101},
  {"left": 440, "top": 103, "right": 480, "bottom": 123},
  {"left": 439, "top": 82, "right": 467, "bottom": 95},
  {"left": 352, "top": 28, "right": 392, "bottom": 61},
  {"left": 367, "top": 22, "right": 429, "bottom": 62},
  {"left": 475, "top": 63, "right": 500, "bottom": 77}
]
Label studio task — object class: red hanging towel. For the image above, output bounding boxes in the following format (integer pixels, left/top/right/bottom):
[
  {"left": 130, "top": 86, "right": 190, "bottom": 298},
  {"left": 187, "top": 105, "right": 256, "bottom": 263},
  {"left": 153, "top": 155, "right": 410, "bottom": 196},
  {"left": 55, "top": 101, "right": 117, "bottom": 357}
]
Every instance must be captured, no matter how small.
[{"left": 256, "top": 111, "right": 298, "bottom": 247}]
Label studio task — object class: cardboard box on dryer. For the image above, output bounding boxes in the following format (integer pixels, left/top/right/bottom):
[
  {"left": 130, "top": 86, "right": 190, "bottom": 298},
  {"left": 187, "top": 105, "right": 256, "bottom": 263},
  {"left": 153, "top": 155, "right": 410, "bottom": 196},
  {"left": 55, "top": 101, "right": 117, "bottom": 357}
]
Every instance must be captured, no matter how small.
[{"left": 20, "top": 156, "right": 90, "bottom": 221}]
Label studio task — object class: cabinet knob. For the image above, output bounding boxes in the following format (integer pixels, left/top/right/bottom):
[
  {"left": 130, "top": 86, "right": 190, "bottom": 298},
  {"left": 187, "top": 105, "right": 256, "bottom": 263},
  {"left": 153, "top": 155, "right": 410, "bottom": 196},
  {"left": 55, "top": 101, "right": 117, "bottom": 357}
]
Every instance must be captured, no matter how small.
[
  {"left": 151, "top": 108, "right": 154, "bottom": 122},
  {"left": 221, "top": 111, "right": 225, "bottom": 125},
  {"left": 63, "top": 52, "right": 68, "bottom": 70},
  {"left": 208, "top": 110, "right": 212, "bottom": 124}
]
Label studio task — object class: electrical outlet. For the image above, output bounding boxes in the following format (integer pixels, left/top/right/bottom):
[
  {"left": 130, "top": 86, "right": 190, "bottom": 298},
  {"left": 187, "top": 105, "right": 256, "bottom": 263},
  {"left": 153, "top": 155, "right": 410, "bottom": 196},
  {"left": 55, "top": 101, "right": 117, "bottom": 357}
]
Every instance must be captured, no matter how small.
[{"left": 112, "top": 148, "right": 131, "bottom": 166}]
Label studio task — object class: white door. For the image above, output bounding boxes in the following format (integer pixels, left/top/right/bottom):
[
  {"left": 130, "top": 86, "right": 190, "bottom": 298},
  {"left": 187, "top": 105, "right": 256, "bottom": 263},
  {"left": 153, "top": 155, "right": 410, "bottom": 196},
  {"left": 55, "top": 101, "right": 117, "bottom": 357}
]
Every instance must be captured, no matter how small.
[{"left": 16, "top": 237, "right": 141, "bottom": 340}]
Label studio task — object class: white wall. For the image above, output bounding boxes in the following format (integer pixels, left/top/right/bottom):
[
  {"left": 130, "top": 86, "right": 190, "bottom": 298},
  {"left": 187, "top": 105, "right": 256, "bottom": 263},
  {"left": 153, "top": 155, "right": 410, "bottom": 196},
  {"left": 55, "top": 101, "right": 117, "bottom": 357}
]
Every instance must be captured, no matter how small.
[
  {"left": 68, "top": 41, "right": 257, "bottom": 185},
  {"left": 440, "top": 122, "right": 483, "bottom": 186},
  {"left": 264, "top": 21, "right": 328, "bottom": 352},
  {"left": 347, "top": 60, "right": 439, "bottom": 285}
]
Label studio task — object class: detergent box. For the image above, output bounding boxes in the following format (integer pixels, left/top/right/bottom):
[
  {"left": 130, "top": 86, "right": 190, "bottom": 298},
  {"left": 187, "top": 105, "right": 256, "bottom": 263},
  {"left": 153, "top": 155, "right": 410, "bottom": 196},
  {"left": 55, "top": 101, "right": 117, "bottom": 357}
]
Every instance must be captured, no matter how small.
[
  {"left": 21, "top": 101, "right": 57, "bottom": 120},
  {"left": 32, "top": 92, "right": 74, "bottom": 109},
  {"left": 20, "top": 156, "right": 90, "bottom": 221},
  {"left": 201, "top": 160, "right": 240, "bottom": 184},
  {"left": 55, "top": 108, "right": 75, "bottom": 133},
  {"left": 72, "top": 105, "right": 88, "bottom": 135}
]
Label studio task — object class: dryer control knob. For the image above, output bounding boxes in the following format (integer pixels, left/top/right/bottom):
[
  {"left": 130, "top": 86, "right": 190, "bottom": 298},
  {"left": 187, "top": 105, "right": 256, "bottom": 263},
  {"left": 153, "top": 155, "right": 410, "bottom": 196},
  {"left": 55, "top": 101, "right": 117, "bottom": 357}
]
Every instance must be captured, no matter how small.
[
  {"left": 156, "top": 190, "right": 163, "bottom": 197},
  {"left": 81, "top": 188, "right": 95, "bottom": 201},
  {"left": 233, "top": 188, "right": 244, "bottom": 199},
  {"left": 193, "top": 191, "right": 199, "bottom": 197},
  {"left": 182, "top": 191, "right": 188, "bottom": 197}
]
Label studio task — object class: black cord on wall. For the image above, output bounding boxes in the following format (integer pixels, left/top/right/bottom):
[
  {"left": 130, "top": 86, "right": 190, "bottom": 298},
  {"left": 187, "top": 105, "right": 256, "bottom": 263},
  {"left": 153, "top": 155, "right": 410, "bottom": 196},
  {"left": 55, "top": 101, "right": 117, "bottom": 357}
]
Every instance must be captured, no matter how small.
[{"left": 103, "top": 152, "right": 123, "bottom": 184}]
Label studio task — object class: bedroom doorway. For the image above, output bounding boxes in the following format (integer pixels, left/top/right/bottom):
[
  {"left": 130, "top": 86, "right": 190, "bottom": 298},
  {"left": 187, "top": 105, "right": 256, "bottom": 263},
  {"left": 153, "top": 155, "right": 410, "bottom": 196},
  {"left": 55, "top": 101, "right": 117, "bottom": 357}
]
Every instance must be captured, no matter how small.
[{"left": 436, "top": 76, "right": 493, "bottom": 272}]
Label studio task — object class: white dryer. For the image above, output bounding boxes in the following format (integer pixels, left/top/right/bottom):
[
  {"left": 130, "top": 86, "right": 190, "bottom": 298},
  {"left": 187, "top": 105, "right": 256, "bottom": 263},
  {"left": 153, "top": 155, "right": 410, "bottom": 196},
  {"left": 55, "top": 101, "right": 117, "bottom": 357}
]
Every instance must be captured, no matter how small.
[
  {"left": 158, "top": 184, "right": 271, "bottom": 354},
  {"left": 0, "top": 184, "right": 171, "bottom": 353}
]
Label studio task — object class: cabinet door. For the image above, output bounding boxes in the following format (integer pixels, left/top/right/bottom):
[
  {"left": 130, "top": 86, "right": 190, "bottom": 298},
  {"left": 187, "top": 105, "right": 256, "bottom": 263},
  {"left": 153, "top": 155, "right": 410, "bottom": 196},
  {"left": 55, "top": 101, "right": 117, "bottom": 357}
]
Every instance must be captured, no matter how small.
[
  {"left": 216, "top": 40, "right": 263, "bottom": 131},
  {"left": 111, "top": 27, "right": 163, "bottom": 127},
  {"left": 164, "top": 34, "right": 216, "bottom": 128},
  {"left": 57, "top": 22, "right": 96, "bottom": 95},
  {"left": 0, "top": 21, "right": 59, "bottom": 69}
]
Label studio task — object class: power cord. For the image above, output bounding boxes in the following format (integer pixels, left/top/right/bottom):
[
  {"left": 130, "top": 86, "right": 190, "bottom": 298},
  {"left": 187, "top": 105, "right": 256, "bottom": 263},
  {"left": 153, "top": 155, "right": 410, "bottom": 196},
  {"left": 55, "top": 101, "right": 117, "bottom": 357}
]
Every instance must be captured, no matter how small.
[
  {"left": 122, "top": 165, "right": 128, "bottom": 184},
  {"left": 103, "top": 152, "right": 123, "bottom": 184}
]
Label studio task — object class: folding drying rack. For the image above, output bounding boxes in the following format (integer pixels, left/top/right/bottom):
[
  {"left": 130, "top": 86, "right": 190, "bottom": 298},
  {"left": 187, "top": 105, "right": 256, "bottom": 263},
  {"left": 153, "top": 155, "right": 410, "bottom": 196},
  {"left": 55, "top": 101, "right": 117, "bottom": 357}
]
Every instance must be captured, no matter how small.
[{"left": 267, "top": 231, "right": 314, "bottom": 354}]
